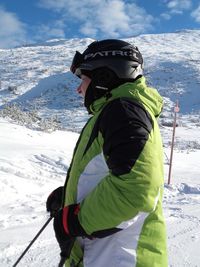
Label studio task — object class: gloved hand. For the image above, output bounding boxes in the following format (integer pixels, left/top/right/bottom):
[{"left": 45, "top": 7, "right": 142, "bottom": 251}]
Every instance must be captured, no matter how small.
[
  {"left": 53, "top": 204, "right": 88, "bottom": 263},
  {"left": 54, "top": 204, "right": 122, "bottom": 264},
  {"left": 46, "top": 186, "right": 63, "bottom": 216},
  {"left": 53, "top": 203, "right": 88, "bottom": 238}
]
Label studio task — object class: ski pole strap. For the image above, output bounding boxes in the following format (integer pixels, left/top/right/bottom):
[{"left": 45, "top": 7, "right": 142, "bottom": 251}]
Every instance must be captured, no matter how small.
[{"left": 12, "top": 216, "right": 53, "bottom": 267}]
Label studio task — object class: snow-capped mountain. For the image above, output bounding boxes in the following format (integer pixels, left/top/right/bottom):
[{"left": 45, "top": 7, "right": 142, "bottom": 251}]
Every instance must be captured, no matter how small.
[
  {"left": 0, "top": 31, "right": 200, "bottom": 267},
  {"left": 0, "top": 30, "right": 200, "bottom": 131}
]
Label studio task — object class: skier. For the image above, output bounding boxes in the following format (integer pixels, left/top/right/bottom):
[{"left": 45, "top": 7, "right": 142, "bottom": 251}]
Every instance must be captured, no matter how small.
[{"left": 46, "top": 39, "right": 168, "bottom": 267}]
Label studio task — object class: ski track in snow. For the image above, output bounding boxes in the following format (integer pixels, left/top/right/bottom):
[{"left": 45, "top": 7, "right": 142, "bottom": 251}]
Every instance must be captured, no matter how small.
[
  {"left": 1, "top": 121, "right": 200, "bottom": 267},
  {"left": 164, "top": 184, "right": 200, "bottom": 267},
  {"left": 0, "top": 119, "right": 80, "bottom": 267}
]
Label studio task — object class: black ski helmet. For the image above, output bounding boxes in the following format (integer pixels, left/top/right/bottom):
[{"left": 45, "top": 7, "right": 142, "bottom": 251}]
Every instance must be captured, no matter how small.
[
  {"left": 71, "top": 39, "right": 143, "bottom": 81},
  {"left": 70, "top": 39, "right": 143, "bottom": 112}
]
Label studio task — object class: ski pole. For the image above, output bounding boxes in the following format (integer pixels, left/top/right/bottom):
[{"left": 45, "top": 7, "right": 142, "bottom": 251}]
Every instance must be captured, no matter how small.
[{"left": 12, "top": 216, "right": 53, "bottom": 267}]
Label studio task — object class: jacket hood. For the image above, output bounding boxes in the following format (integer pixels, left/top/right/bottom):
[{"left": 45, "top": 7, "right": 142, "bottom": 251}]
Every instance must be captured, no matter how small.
[{"left": 89, "top": 77, "right": 163, "bottom": 118}]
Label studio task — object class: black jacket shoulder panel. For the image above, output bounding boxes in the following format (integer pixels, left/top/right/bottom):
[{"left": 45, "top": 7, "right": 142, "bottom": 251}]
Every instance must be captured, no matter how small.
[
  {"left": 83, "top": 97, "right": 153, "bottom": 176},
  {"left": 99, "top": 97, "right": 153, "bottom": 137},
  {"left": 99, "top": 98, "right": 153, "bottom": 175}
]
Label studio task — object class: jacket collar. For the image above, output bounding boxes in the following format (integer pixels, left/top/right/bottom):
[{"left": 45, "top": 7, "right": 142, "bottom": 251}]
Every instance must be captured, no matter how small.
[{"left": 89, "top": 77, "right": 163, "bottom": 118}]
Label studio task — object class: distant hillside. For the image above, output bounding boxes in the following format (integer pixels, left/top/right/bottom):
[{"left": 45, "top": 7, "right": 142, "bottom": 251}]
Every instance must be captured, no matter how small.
[{"left": 0, "top": 30, "right": 200, "bottom": 131}]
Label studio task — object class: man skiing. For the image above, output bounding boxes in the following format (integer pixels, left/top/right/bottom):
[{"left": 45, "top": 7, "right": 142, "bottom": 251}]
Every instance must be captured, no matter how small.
[{"left": 46, "top": 39, "right": 168, "bottom": 267}]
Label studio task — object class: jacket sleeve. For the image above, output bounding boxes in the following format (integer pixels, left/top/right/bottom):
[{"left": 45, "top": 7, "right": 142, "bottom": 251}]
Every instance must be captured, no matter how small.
[{"left": 78, "top": 98, "right": 162, "bottom": 235}]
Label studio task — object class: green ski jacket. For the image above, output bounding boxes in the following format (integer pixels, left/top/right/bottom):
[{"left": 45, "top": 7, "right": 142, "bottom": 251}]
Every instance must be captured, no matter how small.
[{"left": 63, "top": 77, "right": 168, "bottom": 267}]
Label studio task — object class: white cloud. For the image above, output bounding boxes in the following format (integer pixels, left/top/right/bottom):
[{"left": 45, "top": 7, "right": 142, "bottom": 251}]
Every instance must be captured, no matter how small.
[
  {"left": 125, "top": 3, "right": 154, "bottom": 35},
  {"left": 166, "top": 0, "right": 192, "bottom": 14},
  {"left": 36, "top": 25, "right": 66, "bottom": 40},
  {"left": 80, "top": 22, "right": 98, "bottom": 36},
  {"left": 0, "top": 7, "right": 27, "bottom": 48},
  {"left": 160, "top": 13, "right": 171, "bottom": 20},
  {"left": 78, "top": 0, "right": 130, "bottom": 38},
  {"left": 191, "top": 4, "right": 200, "bottom": 23},
  {"left": 38, "top": 0, "right": 68, "bottom": 11},
  {"left": 38, "top": 0, "right": 155, "bottom": 38},
  {"left": 34, "top": 20, "right": 66, "bottom": 41}
]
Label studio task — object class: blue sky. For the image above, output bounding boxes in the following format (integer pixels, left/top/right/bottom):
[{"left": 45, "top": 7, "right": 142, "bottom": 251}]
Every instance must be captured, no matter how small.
[{"left": 0, "top": 0, "right": 199, "bottom": 48}]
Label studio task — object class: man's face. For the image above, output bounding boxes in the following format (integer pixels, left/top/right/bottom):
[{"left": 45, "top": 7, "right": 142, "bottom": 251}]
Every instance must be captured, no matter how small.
[{"left": 76, "top": 75, "right": 91, "bottom": 97}]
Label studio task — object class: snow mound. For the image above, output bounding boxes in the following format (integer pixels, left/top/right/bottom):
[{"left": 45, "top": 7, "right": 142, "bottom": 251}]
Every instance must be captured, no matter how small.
[{"left": 165, "top": 183, "right": 200, "bottom": 194}]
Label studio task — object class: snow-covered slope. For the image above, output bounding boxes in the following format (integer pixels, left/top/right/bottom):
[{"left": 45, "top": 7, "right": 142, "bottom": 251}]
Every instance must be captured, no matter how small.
[
  {"left": 0, "top": 31, "right": 200, "bottom": 267},
  {"left": 1, "top": 30, "right": 200, "bottom": 130},
  {"left": 1, "top": 119, "right": 200, "bottom": 267},
  {"left": 0, "top": 37, "right": 94, "bottom": 132}
]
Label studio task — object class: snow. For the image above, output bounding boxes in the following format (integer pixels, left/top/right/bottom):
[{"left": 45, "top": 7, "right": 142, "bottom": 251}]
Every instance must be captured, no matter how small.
[
  {"left": 0, "top": 118, "right": 79, "bottom": 266},
  {"left": 0, "top": 30, "right": 200, "bottom": 266}
]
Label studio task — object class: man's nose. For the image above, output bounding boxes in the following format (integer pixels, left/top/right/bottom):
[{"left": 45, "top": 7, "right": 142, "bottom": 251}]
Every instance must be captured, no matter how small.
[{"left": 76, "top": 83, "right": 82, "bottom": 94}]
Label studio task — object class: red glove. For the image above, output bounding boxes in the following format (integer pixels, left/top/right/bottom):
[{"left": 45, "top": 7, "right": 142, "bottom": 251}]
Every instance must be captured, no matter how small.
[
  {"left": 54, "top": 203, "right": 121, "bottom": 259},
  {"left": 53, "top": 204, "right": 89, "bottom": 261},
  {"left": 53, "top": 204, "right": 88, "bottom": 238},
  {"left": 54, "top": 204, "right": 87, "bottom": 237}
]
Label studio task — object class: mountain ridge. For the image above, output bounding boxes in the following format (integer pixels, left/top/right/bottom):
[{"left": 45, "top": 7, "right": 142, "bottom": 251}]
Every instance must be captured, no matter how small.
[{"left": 0, "top": 30, "right": 200, "bottom": 131}]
